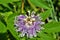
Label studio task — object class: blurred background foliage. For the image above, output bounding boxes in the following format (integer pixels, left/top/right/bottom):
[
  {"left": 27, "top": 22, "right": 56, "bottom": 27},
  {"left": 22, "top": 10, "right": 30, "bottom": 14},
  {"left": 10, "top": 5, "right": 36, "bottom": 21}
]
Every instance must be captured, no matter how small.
[{"left": 0, "top": 0, "right": 60, "bottom": 40}]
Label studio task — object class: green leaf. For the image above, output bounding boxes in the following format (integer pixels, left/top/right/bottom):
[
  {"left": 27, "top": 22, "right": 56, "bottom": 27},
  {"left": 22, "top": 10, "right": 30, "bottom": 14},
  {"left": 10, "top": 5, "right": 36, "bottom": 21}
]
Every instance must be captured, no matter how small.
[
  {"left": 0, "top": 21, "right": 7, "bottom": 33},
  {"left": 7, "top": 14, "right": 19, "bottom": 40},
  {"left": 20, "top": 37, "right": 26, "bottom": 40},
  {"left": 0, "top": 12, "right": 13, "bottom": 22},
  {"left": 40, "top": 8, "right": 52, "bottom": 21},
  {"left": 0, "top": 0, "right": 20, "bottom": 4},
  {"left": 44, "top": 21, "right": 60, "bottom": 33},
  {"left": 28, "top": 38, "right": 36, "bottom": 40},
  {"left": 37, "top": 31, "right": 55, "bottom": 40},
  {"left": 0, "top": 6, "right": 3, "bottom": 10},
  {"left": 30, "top": 0, "right": 50, "bottom": 9},
  {"left": 2, "top": 4, "right": 12, "bottom": 10}
]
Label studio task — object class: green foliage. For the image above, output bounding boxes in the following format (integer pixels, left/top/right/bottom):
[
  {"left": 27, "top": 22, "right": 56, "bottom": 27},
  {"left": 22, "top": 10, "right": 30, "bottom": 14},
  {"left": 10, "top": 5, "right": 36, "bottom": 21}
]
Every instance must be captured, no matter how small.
[
  {"left": 44, "top": 21, "right": 60, "bottom": 33},
  {"left": 0, "top": 21, "right": 7, "bottom": 33},
  {"left": 0, "top": 0, "right": 60, "bottom": 40},
  {"left": 2, "top": 4, "right": 12, "bottom": 10},
  {"left": 30, "top": 0, "right": 50, "bottom": 9},
  {"left": 40, "top": 8, "right": 52, "bottom": 21},
  {"left": 7, "top": 14, "right": 20, "bottom": 40},
  {"left": 0, "top": 0, "right": 20, "bottom": 4},
  {"left": 37, "top": 31, "right": 55, "bottom": 40}
]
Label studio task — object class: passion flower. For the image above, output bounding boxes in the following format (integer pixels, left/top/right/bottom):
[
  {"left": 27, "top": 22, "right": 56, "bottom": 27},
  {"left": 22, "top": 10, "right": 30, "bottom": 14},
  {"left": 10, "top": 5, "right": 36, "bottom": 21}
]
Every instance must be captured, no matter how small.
[{"left": 14, "top": 11, "right": 44, "bottom": 38}]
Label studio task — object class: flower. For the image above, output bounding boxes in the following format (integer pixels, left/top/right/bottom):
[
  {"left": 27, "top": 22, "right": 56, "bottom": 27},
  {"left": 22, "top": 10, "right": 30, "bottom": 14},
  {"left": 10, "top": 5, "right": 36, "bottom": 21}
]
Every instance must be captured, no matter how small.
[{"left": 14, "top": 11, "right": 44, "bottom": 38}]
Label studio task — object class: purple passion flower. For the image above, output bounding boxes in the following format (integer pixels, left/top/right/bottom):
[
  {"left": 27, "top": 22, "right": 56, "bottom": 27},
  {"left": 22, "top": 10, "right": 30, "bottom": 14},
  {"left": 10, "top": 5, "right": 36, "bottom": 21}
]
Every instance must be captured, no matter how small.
[{"left": 14, "top": 11, "right": 44, "bottom": 38}]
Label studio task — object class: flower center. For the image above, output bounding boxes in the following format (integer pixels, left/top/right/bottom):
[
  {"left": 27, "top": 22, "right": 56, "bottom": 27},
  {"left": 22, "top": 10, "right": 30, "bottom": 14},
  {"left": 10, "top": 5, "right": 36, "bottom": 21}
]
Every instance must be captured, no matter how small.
[{"left": 24, "top": 17, "right": 35, "bottom": 28}]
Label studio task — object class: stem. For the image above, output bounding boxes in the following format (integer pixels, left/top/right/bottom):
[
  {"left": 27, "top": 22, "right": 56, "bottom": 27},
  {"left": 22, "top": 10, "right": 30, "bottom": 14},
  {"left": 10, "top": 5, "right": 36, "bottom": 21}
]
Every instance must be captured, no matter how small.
[
  {"left": 13, "top": 5, "right": 16, "bottom": 13},
  {"left": 22, "top": 0, "right": 24, "bottom": 13}
]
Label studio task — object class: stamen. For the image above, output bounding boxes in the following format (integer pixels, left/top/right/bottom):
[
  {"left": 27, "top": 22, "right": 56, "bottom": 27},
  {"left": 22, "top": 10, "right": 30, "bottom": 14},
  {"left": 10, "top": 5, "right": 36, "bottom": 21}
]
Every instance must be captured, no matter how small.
[{"left": 26, "top": 10, "right": 30, "bottom": 16}]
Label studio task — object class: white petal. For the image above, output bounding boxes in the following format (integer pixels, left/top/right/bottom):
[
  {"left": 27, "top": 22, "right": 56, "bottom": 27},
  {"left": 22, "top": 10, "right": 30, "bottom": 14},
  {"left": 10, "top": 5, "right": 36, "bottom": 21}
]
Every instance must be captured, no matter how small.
[
  {"left": 41, "top": 22, "right": 45, "bottom": 24},
  {"left": 41, "top": 27, "right": 45, "bottom": 29}
]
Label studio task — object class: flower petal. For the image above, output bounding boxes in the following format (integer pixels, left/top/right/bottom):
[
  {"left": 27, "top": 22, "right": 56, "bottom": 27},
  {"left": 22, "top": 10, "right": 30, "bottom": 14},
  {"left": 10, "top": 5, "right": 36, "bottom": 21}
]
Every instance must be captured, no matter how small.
[{"left": 18, "top": 15, "right": 26, "bottom": 20}]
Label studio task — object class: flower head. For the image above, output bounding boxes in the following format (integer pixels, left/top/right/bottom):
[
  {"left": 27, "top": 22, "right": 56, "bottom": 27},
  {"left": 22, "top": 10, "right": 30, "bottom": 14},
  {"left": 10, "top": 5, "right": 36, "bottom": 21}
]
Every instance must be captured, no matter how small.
[{"left": 14, "top": 11, "right": 44, "bottom": 38}]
